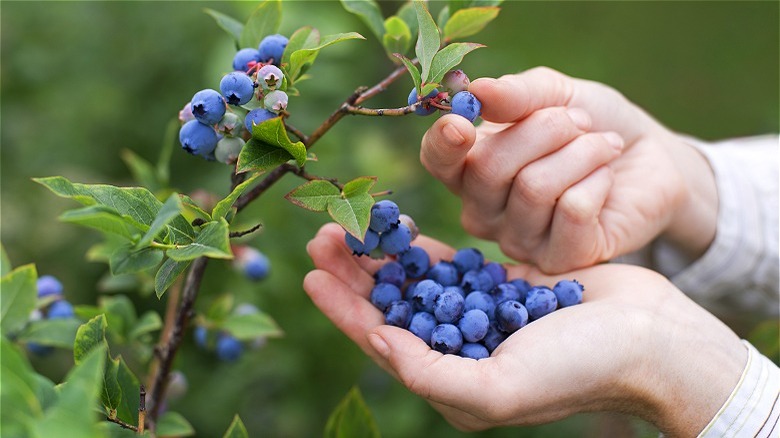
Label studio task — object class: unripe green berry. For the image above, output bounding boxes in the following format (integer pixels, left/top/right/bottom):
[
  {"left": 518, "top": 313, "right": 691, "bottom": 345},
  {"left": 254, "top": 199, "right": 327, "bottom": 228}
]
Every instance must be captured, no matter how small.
[
  {"left": 217, "top": 113, "right": 243, "bottom": 137},
  {"left": 215, "top": 137, "right": 245, "bottom": 164},
  {"left": 264, "top": 90, "right": 288, "bottom": 113}
]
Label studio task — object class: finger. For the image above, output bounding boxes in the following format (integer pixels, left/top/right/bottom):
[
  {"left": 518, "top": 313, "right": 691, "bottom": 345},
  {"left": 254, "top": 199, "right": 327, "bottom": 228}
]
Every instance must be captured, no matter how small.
[
  {"left": 459, "top": 107, "right": 591, "bottom": 237},
  {"left": 420, "top": 114, "right": 477, "bottom": 193},
  {"left": 500, "top": 132, "right": 624, "bottom": 255},
  {"left": 474, "top": 120, "right": 512, "bottom": 143},
  {"left": 306, "top": 224, "right": 376, "bottom": 294}
]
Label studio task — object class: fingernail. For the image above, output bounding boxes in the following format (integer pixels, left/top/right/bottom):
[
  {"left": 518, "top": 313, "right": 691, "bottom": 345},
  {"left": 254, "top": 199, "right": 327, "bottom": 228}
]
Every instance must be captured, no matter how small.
[
  {"left": 602, "top": 132, "right": 624, "bottom": 151},
  {"left": 442, "top": 121, "right": 466, "bottom": 146},
  {"left": 368, "top": 333, "right": 390, "bottom": 359},
  {"left": 566, "top": 107, "right": 591, "bottom": 130}
]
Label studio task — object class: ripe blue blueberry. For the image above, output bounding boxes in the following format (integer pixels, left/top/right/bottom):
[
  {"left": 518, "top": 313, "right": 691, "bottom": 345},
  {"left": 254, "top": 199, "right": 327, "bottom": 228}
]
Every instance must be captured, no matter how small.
[
  {"left": 345, "top": 229, "right": 380, "bottom": 256},
  {"left": 379, "top": 224, "right": 412, "bottom": 255},
  {"left": 215, "top": 334, "right": 243, "bottom": 362},
  {"left": 491, "top": 283, "right": 521, "bottom": 305},
  {"left": 242, "top": 249, "right": 270, "bottom": 281},
  {"left": 458, "top": 309, "right": 489, "bottom": 342},
  {"left": 194, "top": 326, "right": 208, "bottom": 348},
  {"left": 450, "top": 91, "right": 482, "bottom": 122},
  {"left": 426, "top": 261, "right": 459, "bottom": 286},
  {"left": 464, "top": 291, "right": 496, "bottom": 320},
  {"left": 495, "top": 300, "right": 528, "bottom": 334},
  {"left": 233, "top": 48, "right": 261, "bottom": 71},
  {"left": 433, "top": 288, "right": 465, "bottom": 324},
  {"left": 552, "top": 279, "right": 584, "bottom": 307},
  {"left": 509, "top": 278, "right": 532, "bottom": 304},
  {"left": 525, "top": 286, "right": 558, "bottom": 319},
  {"left": 257, "top": 65, "right": 284, "bottom": 91},
  {"left": 257, "top": 34, "right": 288, "bottom": 65},
  {"left": 179, "top": 120, "right": 218, "bottom": 157},
  {"left": 398, "top": 246, "right": 430, "bottom": 278},
  {"left": 374, "top": 261, "right": 406, "bottom": 288},
  {"left": 369, "top": 200, "right": 400, "bottom": 233},
  {"left": 37, "top": 275, "right": 63, "bottom": 298},
  {"left": 482, "top": 322, "right": 508, "bottom": 353},
  {"left": 191, "top": 89, "right": 226, "bottom": 125},
  {"left": 407, "top": 87, "right": 439, "bottom": 116},
  {"left": 452, "top": 248, "right": 484, "bottom": 274},
  {"left": 384, "top": 300, "right": 412, "bottom": 328},
  {"left": 48, "top": 300, "right": 74, "bottom": 319},
  {"left": 442, "top": 70, "right": 470, "bottom": 94},
  {"left": 220, "top": 72, "right": 255, "bottom": 106},
  {"left": 28, "top": 342, "right": 54, "bottom": 356},
  {"left": 482, "top": 262, "right": 507, "bottom": 286},
  {"left": 370, "top": 283, "right": 402, "bottom": 312},
  {"left": 244, "top": 108, "right": 279, "bottom": 133},
  {"left": 215, "top": 137, "right": 245, "bottom": 164},
  {"left": 411, "top": 279, "right": 443, "bottom": 313},
  {"left": 444, "top": 285, "right": 466, "bottom": 299},
  {"left": 430, "top": 324, "right": 463, "bottom": 354},
  {"left": 461, "top": 269, "right": 494, "bottom": 293},
  {"left": 264, "top": 90, "right": 288, "bottom": 113},
  {"left": 459, "top": 343, "right": 489, "bottom": 360},
  {"left": 404, "top": 281, "right": 419, "bottom": 301},
  {"left": 408, "top": 312, "right": 437, "bottom": 345}
]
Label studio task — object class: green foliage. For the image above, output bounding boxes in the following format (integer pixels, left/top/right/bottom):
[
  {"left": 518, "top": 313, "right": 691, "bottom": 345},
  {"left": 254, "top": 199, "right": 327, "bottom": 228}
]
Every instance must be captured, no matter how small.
[
  {"left": 1, "top": 264, "right": 37, "bottom": 336},
  {"left": 212, "top": 173, "right": 261, "bottom": 219},
  {"left": 239, "top": 0, "right": 282, "bottom": 48},
  {"left": 443, "top": 7, "right": 499, "bottom": 41},
  {"left": 1, "top": 244, "right": 11, "bottom": 277},
  {"left": 383, "top": 17, "right": 412, "bottom": 60},
  {"left": 339, "top": 0, "right": 385, "bottom": 41},
  {"left": 155, "top": 259, "right": 191, "bottom": 298},
  {"left": 324, "top": 386, "right": 381, "bottom": 438},
  {"left": 204, "top": 8, "right": 244, "bottom": 46},
  {"left": 157, "top": 411, "right": 196, "bottom": 437},
  {"left": 223, "top": 415, "right": 249, "bottom": 438},
  {"left": 16, "top": 318, "right": 81, "bottom": 348},
  {"left": 166, "top": 218, "right": 232, "bottom": 261},
  {"left": 251, "top": 116, "right": 307, "bottom": 167},
  {"left": 285, "top": 32, "right": 366, "bottom": 85},
  {"left": 427, "top": 42, "right": 484, "bottom": 85},
  {"left": 413, "top": 0, "right": 440, "bottom": 84}
]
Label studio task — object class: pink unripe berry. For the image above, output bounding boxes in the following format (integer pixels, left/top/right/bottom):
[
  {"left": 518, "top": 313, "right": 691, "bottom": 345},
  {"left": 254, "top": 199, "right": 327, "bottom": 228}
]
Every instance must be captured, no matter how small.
[{"left": 442, "top": 70, "right": 470, "bottom": 94}]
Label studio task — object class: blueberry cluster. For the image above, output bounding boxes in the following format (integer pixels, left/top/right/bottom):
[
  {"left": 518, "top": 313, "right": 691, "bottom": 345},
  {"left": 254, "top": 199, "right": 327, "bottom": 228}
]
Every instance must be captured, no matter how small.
[
  {"left": 344, "top": 200, "right": 420, "bottom": 259},
  {"left": 408, "top": 70, "right": 482, "bottom": 123},
  {"left": 27, "top": 275, "right": 77, "bottom": 356},
  {"left": 193, "top": 304, "right": 266, "bottom": 362},
  {"left": 232, "top": 245, "right": 271, "bottom": 281},
  {"left": 178, "top": 34, "right": 290, "bottom": 164}
]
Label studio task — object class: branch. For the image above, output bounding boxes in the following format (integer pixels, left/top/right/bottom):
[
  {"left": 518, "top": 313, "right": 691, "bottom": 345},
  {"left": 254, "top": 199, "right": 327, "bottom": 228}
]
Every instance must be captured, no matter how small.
[
  {"left": 287, "top": 164, "right": 343, "bottom": 190},
  {"left": 355, "top": 61, "right": 416, "bottom": 105},
  {"left": 233, "top": 165, "right": 291, "bottom": 212},
  {"left": 342, "top": 103, "right": 419, "bottom": 117},
  {"left": 284, "top": 122, "right": 309, "bottom": 144},
  {"left": 106, "top": 416, "right": 138, "bottom": 432}
]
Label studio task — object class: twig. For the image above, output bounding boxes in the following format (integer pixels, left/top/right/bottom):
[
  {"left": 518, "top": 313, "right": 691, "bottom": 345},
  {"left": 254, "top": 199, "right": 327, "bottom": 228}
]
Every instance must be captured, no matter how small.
[
  {"left": 138, "top": 385, "right": 146, "bottom": 434},
  {"left": 287, "top": 164, "right": 343, "bottom": 190},
  {"left": 229, "top": 223, "right": 263, "bottom": 238},
  {"left": 355, "top": 61, "right": 417, "bottom": 105},
  {"left": 342, "top": 103, "right": 419, "bottom": 117},
  {"left": 230, "top": 170, "right": 247, "bottom": 192},
  {"left": 107, "top": 416, "right": 138, "bottom": 432},
  {"left": 234, "top": 165, "right": 292, "bottom": 212},
  {"left": 284, "top": 122, "right": 309, "bottom": 144}
]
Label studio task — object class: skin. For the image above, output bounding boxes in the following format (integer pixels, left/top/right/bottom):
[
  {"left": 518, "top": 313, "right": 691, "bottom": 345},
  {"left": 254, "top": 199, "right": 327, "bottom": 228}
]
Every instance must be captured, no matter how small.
[
  {"left": 304, "top": 223, "right": 746, "bottom": 437},
  {"left": 421, "top": 67, "right": 718, "bottom": 273}
]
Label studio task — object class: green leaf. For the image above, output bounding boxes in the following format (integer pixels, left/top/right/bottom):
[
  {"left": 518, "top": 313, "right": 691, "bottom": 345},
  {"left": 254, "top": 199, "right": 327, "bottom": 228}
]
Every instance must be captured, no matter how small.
[
  {"left": 101, "top": 295, "right": 137, "bottom": 340},
  {"left": 136, "top": 193, "right": 183, "bottom": 248},
  {"left": 60, "top": 205, "right": 142, "bottom": 240},
  {"left": 166, "top": 219, "right": 232, "bottom": 261},
  {"left": 206, "top": 294, "right": 235, "bottom": 323},
  {"left": 114, "top": 357, "right": 140, "bottom": 427},
  {"left": 397, "top": 2, "right": 418, "bottom": 39},
  {"left": 393, "top": 53, "right": 421, "bottom": 93},
  {"left": 73, "top": 315, "right": 107, "bottom": 364},
  {"left": 282, "top": 26, "right": 319, "bottom": 68},
  {"left": 383, "top": 16, "right": 412, "bottom": 59},
  {"left": 110, "top": 245, "right": 164, "bottom": 276},
  {"left": 155, "top": 258, "right": 191, "bottom": 299},
  {"left": 179, "top": 194, "right": 212, "bottom": 222},
  {"left": 237, "top": 138, "right": 294, "bottom": 174},
  {"left": 427, "top": 42, "right": 485, "bottom": 84},
  {"left": 342, "top": 176, "right": 377, "bottom": 198},
  {"left": 222, "top": 414, "right": 249, "bottom": 438},
  {"left": 102, "top": 356, "right": 122, "bottom": 413},
  {"left": 287, "top": 32, "right": 365, "bottom": 83},
  {"left": 221, "top": 312, "right": 283, "bottom": 340},
  {"left": 2, "top": 243, "right": 12, "bottom": 276},
  {"left": 239, "top": 0, "right": 282, "bottom": 48},
  {"left": 340, "top": 0, "right": 385, "bottom": 40},
  {"left": 1, "top": 338, "right": 44, "bottom": 431},
  {"left": 413, "top": 0, "right": 440, "bottom": 82},
  {"left": 212, "top": 174, "right": 262, "bottom": 220},
  {"left": 1, "top": 264, "right": 37, "bottom": 336},
  {"left": 443, "top": 7, "right": 500, "bottom": 41},
  {"left": 328, "top": 193, "right": 374, "bottom": 242},
  {"left": 204, "top": 8, "right": 244, "bottom": 44},
  {"left": 420, "top": 82, "right": 439, "bottom": 97},
  {"left": 158, "top": 411, "right": 195, "bottom": 437},
  {"left": 17, "top": 318, "right": 81, "bottom": 348},
  {"left": 284, "top": 180, "right": 340, "bottom": 212},
  {"left": 121, "top": 149, "right": 160, "bottom": 193},
  {"left": 128, "top": 311, "right": 162, "bottom": 340},
  {"left": 324, "top": 386, "right": 380, "bottom": 438}
]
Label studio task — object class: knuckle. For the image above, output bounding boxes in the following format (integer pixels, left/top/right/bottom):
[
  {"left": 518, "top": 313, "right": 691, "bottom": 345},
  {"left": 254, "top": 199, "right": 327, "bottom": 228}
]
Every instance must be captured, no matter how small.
[
  {"left": 558, "top": 188, "right": 599, "bottom": 226},
  {"left": 461, "top": 210, "right": 494, "bottom": 240},
  {"left": 513, "top": 168, "right": 552, "bottom": 206}
]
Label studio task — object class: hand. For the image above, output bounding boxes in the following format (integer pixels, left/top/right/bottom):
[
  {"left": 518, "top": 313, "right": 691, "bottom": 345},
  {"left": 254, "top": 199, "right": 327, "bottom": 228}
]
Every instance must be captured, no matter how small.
[
  {"left": 421, "top": 67, "right": 718, "bottom": 273},
  {"left": 304, "top": 223, "right": 745, "bottom": 436}
]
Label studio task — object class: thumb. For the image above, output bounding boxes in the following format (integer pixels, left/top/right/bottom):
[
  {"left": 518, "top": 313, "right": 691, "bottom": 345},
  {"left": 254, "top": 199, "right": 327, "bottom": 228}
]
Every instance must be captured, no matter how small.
[{"left": 420, "top": 114, "right": 476, "bottom": 193}]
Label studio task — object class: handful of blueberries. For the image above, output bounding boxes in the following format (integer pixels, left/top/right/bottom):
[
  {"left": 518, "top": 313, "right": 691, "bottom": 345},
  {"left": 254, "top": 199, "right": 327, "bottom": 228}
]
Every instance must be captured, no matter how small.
[{"left": 345, "top": 201, "right": 584, "bottom": 360}]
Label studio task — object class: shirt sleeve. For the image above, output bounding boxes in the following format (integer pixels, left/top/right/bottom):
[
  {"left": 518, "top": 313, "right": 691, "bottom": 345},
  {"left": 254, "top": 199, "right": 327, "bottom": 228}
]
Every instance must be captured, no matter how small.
[{"left": 698, "top": 340, "right": 780, "bottom": 438}]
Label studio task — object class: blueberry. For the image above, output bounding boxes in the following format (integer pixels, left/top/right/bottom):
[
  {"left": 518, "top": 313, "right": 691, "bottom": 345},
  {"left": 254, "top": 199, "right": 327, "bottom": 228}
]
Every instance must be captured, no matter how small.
[
  {"left": 47, "top": 300, "right": 74, "bottom": 319},
  {"left": 257, "top": 34, "right": 288, "bottom": 65},
  {"left": 370, "top": 283, "right": 402, "bottom": 312},
  {"left": 458, "top": 309, "right": 489, "bottom": 342},
  {"left": 233, "top": 303, "right": 260, "bottom": 316},
  {"left": 431, "top": 324, "right": 463, "bottom": 354},
  {"left": 525, "top": 286, "right": 558, "bottom": 319},
  {"left": 179, "top": 120, "right": 218, "bottom": 157},
  {"left": 374, "top": 261, "right": 406, "bottom": 288},
  {"left": 345, "top": 229, "right": 380, "bottom": 256},
  {"left": 178, "top": 102, "right": 195, "bottom": 124},
  {"left": 379, "top": 224, "right": 412, "bottom": 255},
  {"left": 243, "top": 249, "right": 270, "bottom": 281},
  {"left": 369, "top": 200, "right": 400, "bottom": 233},
  {"left": 444, "top": 285, "right": 466, "bottom": 299},
  {"left": 461, "top": 269, "right": 494, "bottom": 293},
  {"left": 215, "top": 137, "right": 245, "bottom": 164},
  {"left": 452, "top": 248, "right": 484, "bottom": 274},
  {"left": 426, "top": 261, "right": 459, "bottom": 287},
  {"left": 384, "top": 300, "right": 412, "bottom": 328},
  {"left": 509, "top": 278, "right": 532, "bottom": 304},
  {"left": 481, "top": 322, "right": 508, "bottom": 353},
  {"left": 482, "top": 262, "right": 507, "bottom": 286},
  {"left": 408, "top": 312, "right": 437, "bottom": 345},
  {"left": 450, "top": 91, "right": 481, "bottom": 122},
  {"left": 495, "top": 300, "right": 528, "bottom": 334},
  {"left": 264, "top": 90, "right": 288, "bottom": 113},
  {"left": 233, "top": 48, "right": 261, "bottom": 71},
  {"left": 442, "top": 70, "right": 470, "bottom": 94},
  {"left": 398, "top": 246, "right": 430, "bottom": 278},
  {"left": 194, "top": 326, "right": 208, "bottom": 348},
  {"left": 27, "top": 343, "right": 54, "bottom": 356},
  {"left": 215, "top": 335, "right": 243, "bottom": 362},
  {"left": 37, "top": 275, "right": 63, "bottom": 298},
  {"left": 433, "top": 288, "right": 465, "bottom": 324},
  {"left": 552, "top": 279, "right": 584, "bottom": 308},
  {"left": 257, "top": 65, "right": 284, "bottom": 91},
  {"left": 404, "top": 281, "right": 419, "bottom": 302},
  {"left": 220, "top": 72, "right": 255, "bottom": 106},
  {"left": 491, "top": 283, "right": 521, "bottom": 305},
  {"left": 464, "top": 291, "right": 496, "bottom": 320},
  {"left": 244, "top": 108, "right": 279, "bottom": 133},
  {"left": 217, "top": 113, "right": 244, "bottom": 137},
  {"left": 411, "top": 279, "right": 443, "bottom": 313},
  {"left": 408, "top": 87, "right": 439, "bottom": 116},
  {"left": 459, "top": 343, "right": 489, "bottom": 360},
  {"left": 191, "top": 89, "right": 226, "bottom": 125}
]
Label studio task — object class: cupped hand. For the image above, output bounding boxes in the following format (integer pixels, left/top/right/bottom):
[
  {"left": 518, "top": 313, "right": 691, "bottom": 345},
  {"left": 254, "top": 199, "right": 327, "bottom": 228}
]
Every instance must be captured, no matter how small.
[
  {"left": 421, "top": 67, "right": 717, "bottom": 273},
  {"left": 304, "top": 223, "right": 744, "bottom": 436}
]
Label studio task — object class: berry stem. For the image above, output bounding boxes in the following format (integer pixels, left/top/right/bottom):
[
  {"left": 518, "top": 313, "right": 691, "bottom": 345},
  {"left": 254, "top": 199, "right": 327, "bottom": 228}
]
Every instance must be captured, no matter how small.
[{"left": 342, "top": 103, "right": 420, "bottom": 116}]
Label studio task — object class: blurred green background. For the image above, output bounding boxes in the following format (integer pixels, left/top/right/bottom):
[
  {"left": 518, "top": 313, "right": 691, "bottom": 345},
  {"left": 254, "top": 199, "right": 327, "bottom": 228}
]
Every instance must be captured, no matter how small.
[{"left": 2, "top": 1, "right": 777, "bottom": 437}]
